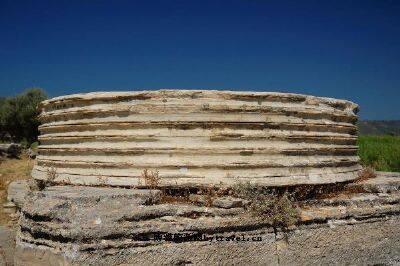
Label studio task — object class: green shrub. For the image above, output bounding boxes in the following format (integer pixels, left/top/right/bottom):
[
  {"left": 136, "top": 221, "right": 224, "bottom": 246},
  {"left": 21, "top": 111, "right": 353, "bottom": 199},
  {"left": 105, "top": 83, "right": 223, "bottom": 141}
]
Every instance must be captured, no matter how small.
[
  {"left": 30, "top": 141, "right": 39, "bottom": 150},
  {"left": 0, "top": 88, "right": 47, "bottom": 144}
]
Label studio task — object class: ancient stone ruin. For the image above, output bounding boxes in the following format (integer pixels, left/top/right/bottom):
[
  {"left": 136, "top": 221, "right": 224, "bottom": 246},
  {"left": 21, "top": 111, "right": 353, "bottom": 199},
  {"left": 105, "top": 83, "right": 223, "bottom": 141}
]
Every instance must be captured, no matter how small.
[
  {"left": 33, "top": 90, "right": 360, "bottom": 187},
  {"left": 12, "top": 90, "right": 400, "bottom": 265}
]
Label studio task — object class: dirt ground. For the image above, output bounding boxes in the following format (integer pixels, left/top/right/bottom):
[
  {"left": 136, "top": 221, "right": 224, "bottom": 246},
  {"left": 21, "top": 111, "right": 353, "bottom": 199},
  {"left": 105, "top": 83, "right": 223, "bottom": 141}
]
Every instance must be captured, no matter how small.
[{"left": 0, "top": 155, "right": 33, "bottom": 225}]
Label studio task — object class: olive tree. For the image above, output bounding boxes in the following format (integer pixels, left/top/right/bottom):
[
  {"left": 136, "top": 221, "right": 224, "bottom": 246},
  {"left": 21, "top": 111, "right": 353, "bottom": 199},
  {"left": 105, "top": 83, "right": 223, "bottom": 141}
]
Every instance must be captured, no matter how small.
[{"left": 0, "top": 88, "right": 47, "bottom": 144}]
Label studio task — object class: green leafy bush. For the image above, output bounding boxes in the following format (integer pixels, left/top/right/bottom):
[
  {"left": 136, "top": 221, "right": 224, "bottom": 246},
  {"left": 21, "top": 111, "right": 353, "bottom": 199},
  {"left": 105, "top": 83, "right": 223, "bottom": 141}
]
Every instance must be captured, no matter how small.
[
  {"left": 30, "top": 141, "right": 39, "bottom": 151},
  {"left": 0, "top": 88, "right": 47, "bottom": 144}
]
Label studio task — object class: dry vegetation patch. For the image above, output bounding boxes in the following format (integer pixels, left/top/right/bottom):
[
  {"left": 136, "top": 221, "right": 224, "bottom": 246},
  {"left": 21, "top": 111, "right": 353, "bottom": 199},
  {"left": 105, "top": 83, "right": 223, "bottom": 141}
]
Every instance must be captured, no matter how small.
[
  {"left": 356, "top": 166, "right": 376, "bottom": 183},
  {"left": 232, "top": 182, "right": 299, "bottom": 228},
  {"left": 0, "top": 155, "right": 33, "bottom": 225}
]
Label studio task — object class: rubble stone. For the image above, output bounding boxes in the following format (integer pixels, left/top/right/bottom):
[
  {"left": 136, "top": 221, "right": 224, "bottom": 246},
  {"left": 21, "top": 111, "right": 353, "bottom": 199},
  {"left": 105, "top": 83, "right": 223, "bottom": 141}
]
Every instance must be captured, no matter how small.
[
  {"left": 7, "top": 180, "right": 29, "bottom": 208},
  {"left": 348, "top": 171, "right": 400, "bottom": 193},
  {"left": 0, "top": 225, "right": 15, "bottom": 266},
  {"left": 0, "top": 143, "right": 21, "bottom": 158},
  {"left": 212, "top": 196, "right": 245, "bottom": 209}
]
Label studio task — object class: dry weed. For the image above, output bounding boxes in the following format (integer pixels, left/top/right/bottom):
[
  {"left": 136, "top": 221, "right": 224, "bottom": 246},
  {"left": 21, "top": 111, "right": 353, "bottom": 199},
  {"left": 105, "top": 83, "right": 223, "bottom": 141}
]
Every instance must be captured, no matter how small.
[
  {"left": 356, "top": 166, "right": 376, "bottom": 183},
  {"left": 140, "top": 169, "right": 161, "bottom": 189}
]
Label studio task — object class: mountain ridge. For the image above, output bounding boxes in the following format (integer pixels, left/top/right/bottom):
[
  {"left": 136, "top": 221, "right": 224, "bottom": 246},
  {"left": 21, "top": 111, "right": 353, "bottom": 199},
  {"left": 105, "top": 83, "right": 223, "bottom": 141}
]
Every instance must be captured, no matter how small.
[{"left": 358, "top": 120, "right": 400, "bottom": 135}]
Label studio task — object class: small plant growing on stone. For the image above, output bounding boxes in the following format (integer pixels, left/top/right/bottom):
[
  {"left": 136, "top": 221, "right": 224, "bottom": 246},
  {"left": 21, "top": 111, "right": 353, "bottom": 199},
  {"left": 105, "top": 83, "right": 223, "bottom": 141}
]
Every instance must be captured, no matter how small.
[
  {"left": 250, "top": 192, "right": 298, "bottom": 228},
  {"left": 140, "top": 169, "right": 162, "bottom": 205},
  {"left": 141, "top": 169, "right": 161, "bottom": 189},
  {"left": 65, "top": 176, "right": 72, "bottom": 184},
  {"left": 45, "top": 166, "right": 58, "bottom": 185},
  {"left": 203, "top": 186, "right": 216, "bottom": 207},
  {"left": 232, "top": 181, "right": 299, "bottom": 229},
  {"left": 35, "top": 166, "right": 59, "bottom": 190},
  {"left": 232, "top": 180, "right": 277, "bottom": 200},
  {"left": 356, "top": 166, "right": 376, "bottom": 182}
]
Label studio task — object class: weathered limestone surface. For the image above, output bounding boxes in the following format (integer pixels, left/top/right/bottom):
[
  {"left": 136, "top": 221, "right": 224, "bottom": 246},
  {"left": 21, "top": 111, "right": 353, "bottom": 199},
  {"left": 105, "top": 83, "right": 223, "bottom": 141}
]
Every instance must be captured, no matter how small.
[
  {"left": 33, "top": 90, "right": 360, "bottom": 187},
  {"left": 15, "top": 218, "right": 400, "bottom": 266},
  {"left": 7, "top": 180, "right": 30, "bottom": 209},
  {"left": 348, "top": 171, "right": 400, "bottom": 193},
  {"left": 14, "top": 176, "right": 400, "bottom": 266},
  {"left": 0, "top": 225, "right": 15, "bottom": 266}
]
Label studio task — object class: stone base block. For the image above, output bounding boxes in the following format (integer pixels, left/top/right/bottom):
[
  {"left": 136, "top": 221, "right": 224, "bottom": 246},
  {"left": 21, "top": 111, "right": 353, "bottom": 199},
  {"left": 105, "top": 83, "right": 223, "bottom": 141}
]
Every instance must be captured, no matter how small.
[{"left": 14, "top": 176, "right": 400, "bottom": 265}]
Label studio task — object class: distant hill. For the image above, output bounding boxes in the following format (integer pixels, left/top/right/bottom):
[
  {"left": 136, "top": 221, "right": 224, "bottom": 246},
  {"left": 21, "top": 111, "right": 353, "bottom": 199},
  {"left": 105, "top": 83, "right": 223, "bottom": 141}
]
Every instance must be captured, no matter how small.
[{"left": 357, "top": 120, "right": 400, "bottom": 135}]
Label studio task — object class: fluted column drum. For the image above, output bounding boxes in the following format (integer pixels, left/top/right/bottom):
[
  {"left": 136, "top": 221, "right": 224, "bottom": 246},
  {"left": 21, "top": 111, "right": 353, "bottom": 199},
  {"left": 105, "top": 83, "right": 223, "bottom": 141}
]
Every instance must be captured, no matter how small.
[{"left": 32, "top": 90, "right": 361, "bottom": 187}]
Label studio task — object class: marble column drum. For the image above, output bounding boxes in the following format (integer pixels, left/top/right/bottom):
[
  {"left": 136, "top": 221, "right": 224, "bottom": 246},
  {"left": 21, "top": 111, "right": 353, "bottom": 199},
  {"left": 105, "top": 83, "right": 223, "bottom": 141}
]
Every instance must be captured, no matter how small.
[{"left": 32, "top": 90, "right": 361, "bottom": 187}]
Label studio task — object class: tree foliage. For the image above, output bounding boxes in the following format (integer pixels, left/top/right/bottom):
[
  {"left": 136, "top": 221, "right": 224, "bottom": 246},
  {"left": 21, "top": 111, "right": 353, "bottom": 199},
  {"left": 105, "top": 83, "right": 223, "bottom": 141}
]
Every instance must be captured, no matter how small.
[{"left": 0, "top": 88, "right": 47, "bottom": 144}]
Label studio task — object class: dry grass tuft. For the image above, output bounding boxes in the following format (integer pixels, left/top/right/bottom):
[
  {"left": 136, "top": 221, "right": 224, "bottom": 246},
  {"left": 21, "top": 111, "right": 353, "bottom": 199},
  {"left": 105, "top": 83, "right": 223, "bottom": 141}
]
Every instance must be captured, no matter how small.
[
  {"left": 203, "top": 186, "right": 216, "bottom": 207},
  {"left": 140, "top": 169, "right": 161, "bottom": 189},
  {"left": 232, "top": 181, "right": 299, "bottom": 228},
  {"left": 140, "top": 169, "right": 162, "bottom": 205},
  {"left": 46, "top": 167, "right": 58, "bottom": 183},
  {"left": 0, "top": 155, "right": 33, "bottom": 190},
  {"left": 251, "top": 192, "right": 299, "bottom": 228},
  {"left": 0, "top": 155, "right": 34, "bottom": 225},
  {"left": 356, "top": 166, "right": 376, "bottom": 183}
]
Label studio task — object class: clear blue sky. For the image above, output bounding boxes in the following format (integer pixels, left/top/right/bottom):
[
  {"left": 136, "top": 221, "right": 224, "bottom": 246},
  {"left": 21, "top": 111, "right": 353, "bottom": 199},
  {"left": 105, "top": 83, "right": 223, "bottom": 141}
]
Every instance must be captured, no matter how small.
[{"left": 1, "top": 0, "right": 399, "bottom": 120}]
